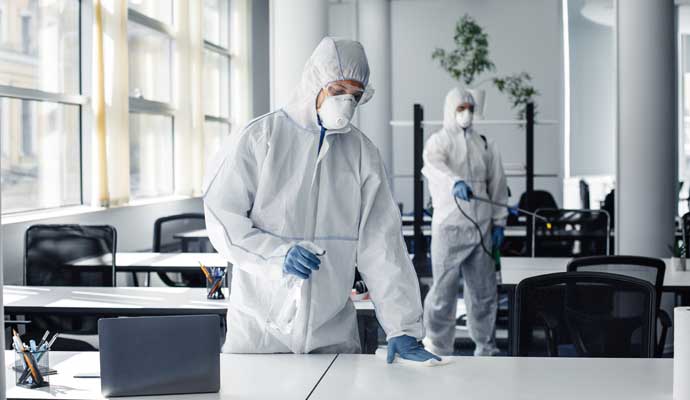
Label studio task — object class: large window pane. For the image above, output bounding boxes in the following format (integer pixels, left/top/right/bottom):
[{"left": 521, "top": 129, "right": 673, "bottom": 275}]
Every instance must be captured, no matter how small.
[
  {"left": 204, "top": 50, "right": 229, "bottom": 118},
  {"left": 129, "top": 113, "right": 173, "bottom": 199},
  {"left": 204, "top": 120, "right": 229, "bottom": 159},
  {"left": 128, "top": 0, "right": 173, "bottom": 26},
  {"left": 128, "top": 21, "right": 172, "bottom": 103},
  {"left": 204, "top": 0, "right": 229, "bottom": 48},
  {"left": 0, "top": 98, "right": 81, "bottom": 213},
  {"left": 0, "top": 0, "right": 80, "bottom": 94}
]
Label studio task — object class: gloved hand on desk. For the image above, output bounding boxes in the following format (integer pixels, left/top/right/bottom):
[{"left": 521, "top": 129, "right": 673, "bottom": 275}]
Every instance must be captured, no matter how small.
[
  {"left": 452, "top": 180, "right": 473, "bottom": 201},
  {"left": 387, "top": 335, "right": 441, "bottom": 364}
]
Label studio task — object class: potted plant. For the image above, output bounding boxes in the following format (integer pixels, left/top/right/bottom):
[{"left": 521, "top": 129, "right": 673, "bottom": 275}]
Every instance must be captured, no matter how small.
[
  {"left": 493, "top": 72, "right": 539, "bottom": 121},
  {"left": 432, "top": 15, "right": 539, "bottom": 121},
  {"left": 669, "top": 241, "right": 686, "bottom": 272},
  {"left": 432, "top": 14, "right": 494, "bottom": 118}
]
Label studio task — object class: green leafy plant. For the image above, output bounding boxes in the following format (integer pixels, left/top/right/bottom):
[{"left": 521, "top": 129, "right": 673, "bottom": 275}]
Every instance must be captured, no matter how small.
[
  {"left": 432, "top": 15, "right": 540, "bottom": 121},
  {"left": 669, "top": 241, "right": 686, "bottom": 258},
  {"left": 431, "top": 14, "right": 495, "bottom": 86},
  {"left": 493, "top": 72, "right": 539, "bottom": 120}
]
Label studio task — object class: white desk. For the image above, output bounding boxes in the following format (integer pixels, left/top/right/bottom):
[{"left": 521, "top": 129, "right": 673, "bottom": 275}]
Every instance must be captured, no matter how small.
[
  {"left": 5, "top": 351, "right": 336, "bottom": 400},
  {"left": 3, "top": 286, "right": 228, "bottom": 316},
  {"left": 500, "top": 257, "right": 690, "bottom": 290},
  {"left": 3, "top": 285, "right": 374, "bottom": 315},
  {"left": 71, "top": 252, "right": 228, "bottom": 273},
  {"left": 310, "top": 355, "right": 672, "bottom": 400}
]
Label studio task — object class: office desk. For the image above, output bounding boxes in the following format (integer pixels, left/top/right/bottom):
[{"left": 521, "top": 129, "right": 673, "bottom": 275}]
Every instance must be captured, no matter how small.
[
  {"left": 71, "top": 252, "right": 227, "bottom": 273},
  {"left": 5, "top": 351, "right": 336, "bottom": 400},
  {"left": 310, "top": 355, "right": 672, "bottom": 400},
  {"left": 500, "top": 257, "right": 690, "bottom": 290},
  {"left": 3, "top": 286, "right": 228, "bottom": 316}
]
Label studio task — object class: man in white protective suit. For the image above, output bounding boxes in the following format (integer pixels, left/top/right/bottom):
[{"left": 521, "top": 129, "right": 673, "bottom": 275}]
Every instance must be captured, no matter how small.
[
  {"left": 203, "top": 37, "right": 439, "bottom": 363},
  {"left": 422, "top": 88, "right": 509, "bottom": 357}
]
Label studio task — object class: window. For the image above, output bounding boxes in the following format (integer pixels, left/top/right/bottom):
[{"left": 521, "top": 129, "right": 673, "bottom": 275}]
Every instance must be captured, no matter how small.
[
  {"left": 0, "top": 0, "right": 84, "bottom": 214},
  {"left": 127, "top": 2, "right": 175, "bottom": 199},
  {"left": 21, "top": 100, "right": 33, "bottom": 156},
  {"left": 129, "top": 113, "right": 174, "bottom": 198},
  {"left": 203, "top": 0, "right": 231, "bottom": 158}
]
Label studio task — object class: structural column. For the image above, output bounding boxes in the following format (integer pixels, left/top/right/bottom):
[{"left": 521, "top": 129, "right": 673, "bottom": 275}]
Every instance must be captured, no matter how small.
[
  {"left": 616, "top": 0, "right": 675, "bottom": 256},
  {"left": 357, "top": 0, "right": 393, "bottom": 176},
  {"left": 270, "top": 0, "right": 328, "bottom": 108}
]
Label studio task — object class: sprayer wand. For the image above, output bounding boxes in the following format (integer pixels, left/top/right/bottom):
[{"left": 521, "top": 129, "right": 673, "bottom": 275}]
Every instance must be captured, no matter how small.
[{"left": 469, "top": 194, "right": 552, "bottom": 229}]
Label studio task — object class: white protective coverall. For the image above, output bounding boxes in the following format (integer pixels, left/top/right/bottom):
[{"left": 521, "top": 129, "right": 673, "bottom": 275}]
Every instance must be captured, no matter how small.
[
  {"left": 422, "top": 88, "right": 509, "bottom": 356},
  {"left": 203, "top": 37, "right": 423, "bottom": 354}
]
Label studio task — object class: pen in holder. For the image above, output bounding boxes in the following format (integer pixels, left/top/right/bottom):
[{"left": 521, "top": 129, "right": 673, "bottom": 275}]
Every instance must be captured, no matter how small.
[
  {"left": 13, "top": 348, "right": 52, "bottom": 388},
  {"left": 200, "top": 262, "right": 227, "bottom": 300}
]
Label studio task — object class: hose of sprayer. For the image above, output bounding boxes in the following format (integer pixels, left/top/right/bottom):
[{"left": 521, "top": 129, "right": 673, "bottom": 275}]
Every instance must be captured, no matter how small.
[{"left": 454, "top": 195, "right": 493, "bottom": 258}]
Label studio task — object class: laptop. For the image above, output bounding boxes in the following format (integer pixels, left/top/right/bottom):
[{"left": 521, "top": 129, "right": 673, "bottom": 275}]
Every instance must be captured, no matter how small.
[{"left": 99, "top": 314, "right": 221, "bottom": 397}]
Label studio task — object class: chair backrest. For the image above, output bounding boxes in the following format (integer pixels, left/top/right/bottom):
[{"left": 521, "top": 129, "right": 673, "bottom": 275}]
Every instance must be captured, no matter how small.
[
  {"left": 152, "top": 213, "right": 206, "bottom": 252},
  {"left": 24, "top": 224, "right": 117, "bottom": 286},
  {"left": 532, "top": 208, "right": 611, "bottom": 257},
  {"left": 514, "top": 272, "right": 656, "bottom": 358},
  {"left": 508, "top": 190, "right": 559, "bottom": 226},
  {"left": 579, "top": 180, "right": 590, "bottom": 210},
  {"left": 567, "top": 255, "right": 665, "bottom": 308}
]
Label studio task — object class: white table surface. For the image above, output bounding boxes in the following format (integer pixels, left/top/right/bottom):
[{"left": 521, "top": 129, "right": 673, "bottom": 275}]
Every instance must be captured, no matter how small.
[
  {"left": 499, "top": 257, "right": 690, "bottom": 289},
  {"left": 2, "top": 285, "right": 375, "bottom": 314},
  {"left": 5, "top": 351, "right": 336, "bottom": 400},
  {"left": 174, "top": 229, "right": 210, "bottom": 239},
  {"left": 3, "top": 286, "right": 228, "bottom": 315},
  {"left": 310, "top": 355, "right": 673, "bottom": 400},
  {"left": 70, "top": 252, "right": 228, "bottom": 272}
]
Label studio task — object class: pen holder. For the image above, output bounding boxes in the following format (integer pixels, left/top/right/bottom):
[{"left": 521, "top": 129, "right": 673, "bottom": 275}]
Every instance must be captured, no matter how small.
[
  {"left": 206, "top": 268, "right": 227, "bottom": 300},
  {"left": 14, "top": 349, "right": 51, "bottom": 388}
]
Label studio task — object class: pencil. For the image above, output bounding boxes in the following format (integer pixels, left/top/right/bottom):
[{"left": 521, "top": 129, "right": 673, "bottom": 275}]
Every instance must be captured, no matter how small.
[{"left": 198, "top": 262, "right": 213, "bottom": 283}]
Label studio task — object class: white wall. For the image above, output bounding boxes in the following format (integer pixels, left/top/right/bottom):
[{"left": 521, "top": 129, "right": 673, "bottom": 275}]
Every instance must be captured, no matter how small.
[
  {"left": 1, "top": 198, "right": 203, "bottom": 285},
  {"left": 330, "top": 0, "right": 565, "bottom": 212}
]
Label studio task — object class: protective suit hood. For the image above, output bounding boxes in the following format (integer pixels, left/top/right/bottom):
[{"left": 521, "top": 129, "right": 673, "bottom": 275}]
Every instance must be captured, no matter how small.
[
  {"left": 283, "top": 37, "right": 371, "bottom": 132},
  {"left": 443, "top": 88, "right": 476, "bottom": 135}
]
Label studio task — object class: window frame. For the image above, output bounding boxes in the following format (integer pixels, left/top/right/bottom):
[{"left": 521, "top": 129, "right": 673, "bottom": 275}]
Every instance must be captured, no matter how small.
[
  {"left": 202, "top": 1, "right": 232, "bottom": 139},
  {"left": 0, "top": 0, "right": 88, "bottom": 215},
  {"left": 126, "top": 4, "right": 177, "bottom": 200}
]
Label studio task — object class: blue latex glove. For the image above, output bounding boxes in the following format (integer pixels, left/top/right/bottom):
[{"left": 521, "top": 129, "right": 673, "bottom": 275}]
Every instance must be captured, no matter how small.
[
  {"left": 508, "top": 207, "right": 519, "bottom": 216},
  {"left": 283, "top": 245, "right": 321, "bottom": 279},
  {"left": 387, "top": 335, "right": 441, "bottom": 364},
  {"left": 492, "top": 226, "right": 505, "bottom": 248},
  {"left": 452, "top": 180, "right": 473, "bottom": 201}
]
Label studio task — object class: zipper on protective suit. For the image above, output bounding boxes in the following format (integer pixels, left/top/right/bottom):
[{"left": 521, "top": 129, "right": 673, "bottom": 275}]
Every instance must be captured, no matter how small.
[{"left": 292, "top": 130, "right": 333, "bottom": 354}]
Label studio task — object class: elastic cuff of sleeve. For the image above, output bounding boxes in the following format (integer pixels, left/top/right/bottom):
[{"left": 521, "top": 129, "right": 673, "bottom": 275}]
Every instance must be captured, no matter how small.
[{"left": 493, "top": 219, "right": 507, "bottom": 228}]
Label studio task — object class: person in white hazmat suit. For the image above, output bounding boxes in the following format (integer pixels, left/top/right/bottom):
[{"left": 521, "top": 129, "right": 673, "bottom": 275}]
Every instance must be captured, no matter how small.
[
  {"left": 422, "top": 88, "right": 509, "bottom": 357},
  {"left": 203, "top": 37, "right": 439, "bottom": 363}
]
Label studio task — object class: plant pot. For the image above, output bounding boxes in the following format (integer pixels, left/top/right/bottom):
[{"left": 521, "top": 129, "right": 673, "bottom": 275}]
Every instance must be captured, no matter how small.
[
  {"left": 467, "top": 88, "right": 486, "bottom": 120},
  {"left": 672, "top": 256, "right": 687, "bottom": 272}
]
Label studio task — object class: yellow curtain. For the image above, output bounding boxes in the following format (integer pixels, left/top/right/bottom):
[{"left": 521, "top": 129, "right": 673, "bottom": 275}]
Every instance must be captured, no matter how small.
[
  {"left": 174, "top": 0, "right": 205, "bottom": 197},
  {"left": 92, "top": 0, "right": 130, "bottom": 207},
  {"left": 92, "top": 0, "right": 109, "bottom": 206}
]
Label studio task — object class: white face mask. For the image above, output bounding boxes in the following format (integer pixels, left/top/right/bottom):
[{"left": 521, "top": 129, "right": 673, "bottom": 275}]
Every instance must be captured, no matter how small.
[
  {"left": 456, "top": 110, "right": 473, "bottom": 129},
  {"left": 318, "top": 94, "right": 357, "bottom": 130}
]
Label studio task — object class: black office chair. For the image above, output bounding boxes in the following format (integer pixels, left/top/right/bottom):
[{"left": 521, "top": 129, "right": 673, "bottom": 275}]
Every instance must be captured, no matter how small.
[
  {"left": 532, "top": 208, "right": 610, "bottom": 257},
  {"left": 504, "top": 190, "right": 558, "bottom": 256},
  {"left": 22, "top": 224, "right": 117, "bottom": 351},
  {"left": 513, "top": 272, "right": 656, "bottom": 358},
  {"left": 506, "top": 190, "right": 558, "bottom": 226},
  {"left": 567, "top": 256, "right": 671, "bottom": 357},
  {"left": 152, "top": 213, "right": 208, "bottom": 287},
  {"left": 579, "top": 179, "right": 590, "bottom": 210}
]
